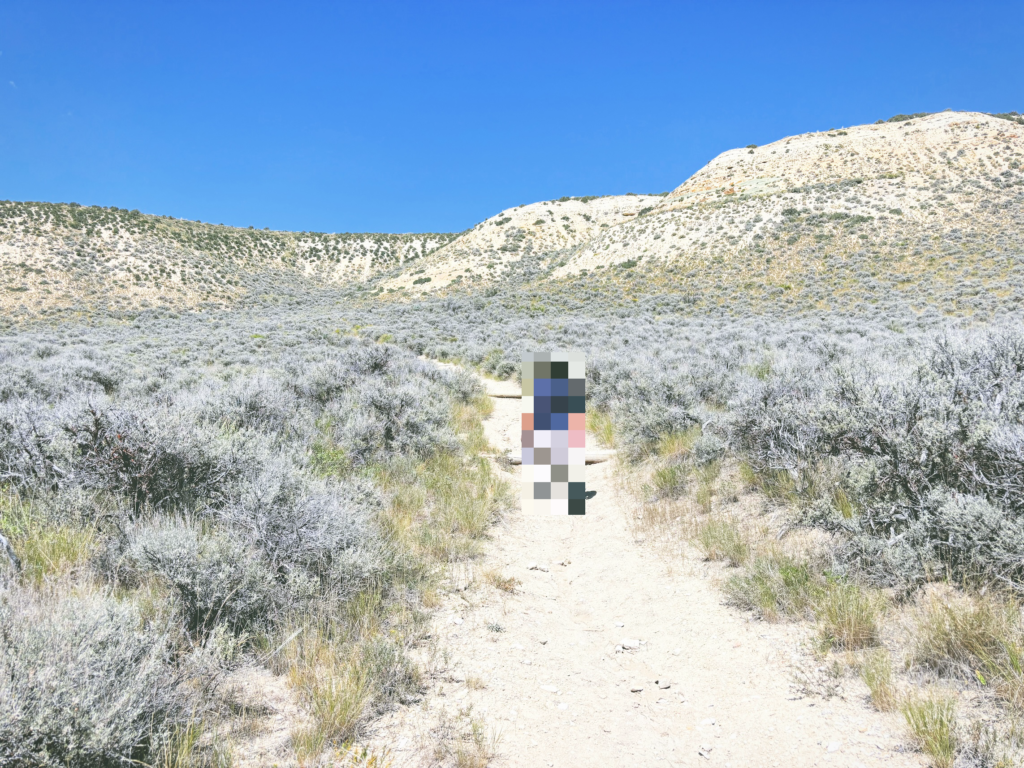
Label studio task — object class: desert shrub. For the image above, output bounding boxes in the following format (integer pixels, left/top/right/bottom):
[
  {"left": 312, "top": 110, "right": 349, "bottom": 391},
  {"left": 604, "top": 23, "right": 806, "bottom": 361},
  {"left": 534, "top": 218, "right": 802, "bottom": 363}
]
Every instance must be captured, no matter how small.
[
  {"left": 128, "top": 518, "right": 280, "bottom": 635},
  {"left": 0, "top": 398, "right": 71, "bottom": 490},
  {"left": 62, "top": 402, "right": 241, "bottom": 515},
  {"left": 844, "top": 489, "right": 1024, "bottom": 591},
  {"left": 218, "top": 460, "right": 380, "bottom": 588},
  {"left": 612, "top": 399, "right": 698, "bottom": 461},
  {"left": 733, "top": 329, "right": 1024, "bottom": 593},
  {"left": 494, "top": 359, "right": 518, "bottom": 379},
  {"left": 325, "top": 379, "right": 459, "bottom": 467},
  {"left": 212, "top": 372, "right": 303, "bottom": 434},
  {"left": 691, "top": 433, "right": 726, "bottom": 465},
  {"left": 0, "top": 587, "right": 196, "bottom": 768}
]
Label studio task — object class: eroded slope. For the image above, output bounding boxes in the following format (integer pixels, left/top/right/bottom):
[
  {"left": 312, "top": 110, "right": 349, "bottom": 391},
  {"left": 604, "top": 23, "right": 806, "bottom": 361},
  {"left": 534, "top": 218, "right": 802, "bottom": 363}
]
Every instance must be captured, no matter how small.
[
  {"left": 385, "top": 194, "right": 664, "bottom": 292},
  {"left": 558, "top": 111, "right": 1024, "bottom": 278}
]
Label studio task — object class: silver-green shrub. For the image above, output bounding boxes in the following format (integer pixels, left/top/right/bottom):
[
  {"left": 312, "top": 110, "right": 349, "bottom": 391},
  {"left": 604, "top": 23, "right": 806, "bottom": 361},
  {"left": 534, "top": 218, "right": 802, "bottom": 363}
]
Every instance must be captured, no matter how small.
[
  {"left": 128, "top": 518, "right": 280, "bottom": 635},
  {"left": 0, "top": 587, "right": 193, "bottom": 767}
]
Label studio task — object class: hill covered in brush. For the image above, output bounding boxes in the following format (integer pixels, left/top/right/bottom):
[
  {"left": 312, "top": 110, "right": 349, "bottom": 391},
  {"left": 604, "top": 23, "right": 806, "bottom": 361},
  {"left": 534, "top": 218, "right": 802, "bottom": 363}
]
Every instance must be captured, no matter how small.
[
  {"left": 2, "top": 110, "right": 1023, "bottom": 320},
  {"left": 385, "top": 110, "right": 1024, "bottom": 318},
  {"left": 0, "top": 202, "right": 456, "bottom": 316}
]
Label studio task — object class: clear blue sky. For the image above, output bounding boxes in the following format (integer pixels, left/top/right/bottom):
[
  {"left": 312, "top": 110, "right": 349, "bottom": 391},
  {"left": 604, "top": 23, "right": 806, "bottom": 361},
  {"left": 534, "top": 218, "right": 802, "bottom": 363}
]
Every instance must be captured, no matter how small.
[{"left": 1, "top": 2, "right": 1021, "bottom": 234}]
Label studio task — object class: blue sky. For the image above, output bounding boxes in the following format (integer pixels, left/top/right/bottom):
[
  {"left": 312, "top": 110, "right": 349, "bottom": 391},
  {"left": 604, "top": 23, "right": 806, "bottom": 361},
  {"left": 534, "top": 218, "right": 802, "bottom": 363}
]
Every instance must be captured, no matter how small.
[{"left": 1, "top": 2, "right": 1021, "bottom": 234}]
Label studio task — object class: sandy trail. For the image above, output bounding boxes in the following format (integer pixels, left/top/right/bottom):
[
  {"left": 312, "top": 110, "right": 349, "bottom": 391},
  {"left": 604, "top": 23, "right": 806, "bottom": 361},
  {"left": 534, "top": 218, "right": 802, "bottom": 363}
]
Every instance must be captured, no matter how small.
[{"left": 370, "top": 375, "right": 925, "bottom": 768}]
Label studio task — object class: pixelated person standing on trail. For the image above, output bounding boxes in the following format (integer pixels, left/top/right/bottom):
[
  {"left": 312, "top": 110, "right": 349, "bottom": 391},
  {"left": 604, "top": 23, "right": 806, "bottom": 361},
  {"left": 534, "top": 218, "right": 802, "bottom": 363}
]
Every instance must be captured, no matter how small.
[{"left": 520, "top": 351, "right": 586, "bottom": 515}]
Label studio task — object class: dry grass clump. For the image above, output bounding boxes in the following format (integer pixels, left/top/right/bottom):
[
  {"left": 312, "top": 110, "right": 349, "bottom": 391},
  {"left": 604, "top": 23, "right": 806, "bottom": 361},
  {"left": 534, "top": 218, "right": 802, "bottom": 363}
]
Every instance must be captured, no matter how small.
[
  {"left": 724, "top": 547, "right": 821, "bottom": 621},
  {"left": 651, "top": 463, "right": 689, "bottom": 500},
  {"left": 373, "top": 392, "right": 511, "bottom": 564},
  {"left": 655, "top": 425, "right": 702, "bottom": 463},
  {"left": 588, "top": 409, "right": 616, "bottom": 449},
  {"left": 482, "top": 569, "right": 520, "bottom": 594},
  {"left": 416, "top": 452, "right": 512, "bottom": 562},
  {"left": 453, "top": 393, "right": 495, "bottom": 457},
  {"left": 290, "top": 657, "right": 371, "bottom": 748},
  {"left": 724, "top": 542, "right": 886, "bottom": 653},
  {"left": 158, "top": 714, "right": 234, "bottom": 768},
  {"left": 860, "top": 647, "right": 899, "bottom": 712},
  {"left": 292, "top": 735, "right": 393, "bottom": 768},
  {"left": 900, "top": 690, "right": 958, "bottom": 768},
  {"left": 960, "top": 717, "right": 1024, "bottom": 768},
  {"left": 907, "top": 587, "right": 1024, "bottom": 710},
  {"left": 693, "top": 461, "right": 721, "bottom": 514},
  {"left": 282, "top": 612, "right": 422, "bottom": 758},
  {"left": 909, "top": 588, "right": 1013, "bottom": 672},
  {"left": 815, "top": 580, "right": 887, "bottom": 651},
  {"left": 0, "top": 493, "right": 96, "bottom": 586},
  {"left": 695, "top": 515, "right": 750, "bottom": 566},
  {"left": 430, "top": 706, "right": 500, "bottom": 768}
]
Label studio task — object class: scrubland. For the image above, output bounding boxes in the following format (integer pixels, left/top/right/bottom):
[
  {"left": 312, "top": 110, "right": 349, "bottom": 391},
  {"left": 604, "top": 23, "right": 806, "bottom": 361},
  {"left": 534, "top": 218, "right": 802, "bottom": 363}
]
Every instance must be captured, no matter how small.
[
  {"left": 2, "top": 109, "right": 1024, "bottom": 766},
  {"left": 344, "top": 295, "right": 1024, "bottom": 765},
  {"left": 0, "top": 313, "right": 509, "bottom": 766}
]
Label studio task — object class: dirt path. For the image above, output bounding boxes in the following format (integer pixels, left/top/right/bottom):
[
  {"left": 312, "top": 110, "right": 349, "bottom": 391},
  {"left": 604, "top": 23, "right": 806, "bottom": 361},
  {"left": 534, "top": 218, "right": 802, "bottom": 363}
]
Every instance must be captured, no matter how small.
[{"left": 368, "top": 376, "right": 926, "bottom": 768}]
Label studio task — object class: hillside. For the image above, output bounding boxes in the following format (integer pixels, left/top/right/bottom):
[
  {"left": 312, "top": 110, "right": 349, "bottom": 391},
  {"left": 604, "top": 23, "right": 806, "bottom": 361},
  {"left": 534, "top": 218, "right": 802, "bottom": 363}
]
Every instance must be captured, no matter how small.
[
  {"left": 559, "top": 110, "right": 1024, "bottom": 277},
  {"left": 0, "top": 201, "right": 455, "bottom": 315},
  {"left": 2, "top": 110, "right": 1023, "bottom": 318},
  {"left": 388, "top": 111, "right": 1024, "bottom": 311},
  {"left": 384, "top": 193, "right": 665, "bottom": 292}
]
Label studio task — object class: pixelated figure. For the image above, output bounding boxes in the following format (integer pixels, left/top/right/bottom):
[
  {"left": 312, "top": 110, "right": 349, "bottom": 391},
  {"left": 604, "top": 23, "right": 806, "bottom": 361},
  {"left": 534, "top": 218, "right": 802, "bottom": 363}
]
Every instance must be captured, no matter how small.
[{"left": 521, "top": 351, "right": 585, "bottom": 515}]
